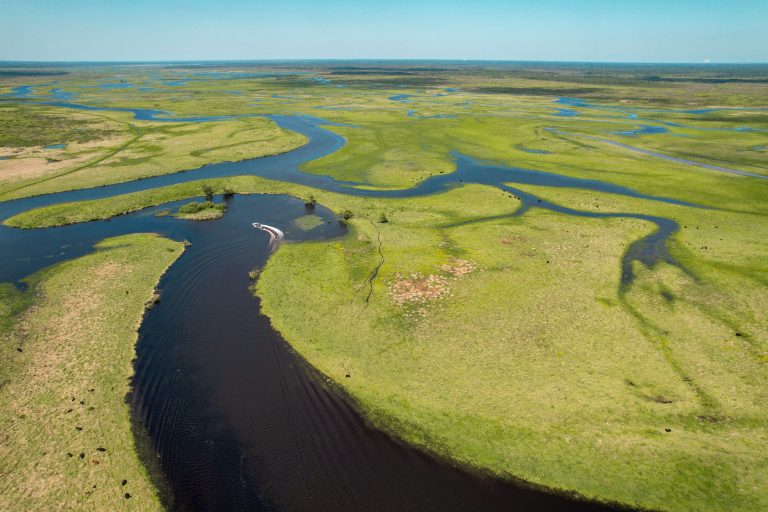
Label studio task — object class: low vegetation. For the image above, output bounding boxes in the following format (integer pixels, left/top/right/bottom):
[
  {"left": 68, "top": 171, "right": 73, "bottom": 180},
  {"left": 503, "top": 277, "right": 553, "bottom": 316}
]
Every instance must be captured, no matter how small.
[
  {"left": 174, "top": 200, "right": 226, "bottom": 220},
  {"left": 0, "top": 234, "right": 183, "bottom": 511},
  {"left": 0, "top": 111, "right": 306, "bottom": 201},
  {"left": 0, "top": 106, "right": 120, "bottom": 148}
]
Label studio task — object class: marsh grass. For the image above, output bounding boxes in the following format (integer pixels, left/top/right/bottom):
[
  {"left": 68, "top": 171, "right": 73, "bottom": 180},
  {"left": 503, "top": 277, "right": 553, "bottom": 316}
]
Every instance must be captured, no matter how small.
[
  {"left": 0, "top": 234, "right": 183, "bottom": 511},
  {"left": 174, "top": 200, "right": 226, "bottom": 221},
  {"left": 292, "top": 214, "right": 325, "bottom": 231}
]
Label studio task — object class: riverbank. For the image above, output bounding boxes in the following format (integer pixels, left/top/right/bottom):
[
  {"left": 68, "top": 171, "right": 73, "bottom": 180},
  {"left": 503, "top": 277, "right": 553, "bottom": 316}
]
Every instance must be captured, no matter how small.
[
  {"left": 4, "top": 171, "right": 768, "bottom": 510},
  {"left": 256, "top": 189, "right": 768, "bottom": 512},
  {"left": 0, "top": 234, "right": 183, "bottom": 510}
]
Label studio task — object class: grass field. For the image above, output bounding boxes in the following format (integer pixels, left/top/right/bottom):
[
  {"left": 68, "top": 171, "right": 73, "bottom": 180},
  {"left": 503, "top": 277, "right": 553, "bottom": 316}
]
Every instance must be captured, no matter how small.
[
  {"left": 1, "top": 62, "right": 766, "bottom": 512},
  {"left": 0, "top": 105, "right": 305, "bottom": 201},
  {"left": 0, "top": 234, "right": 183, "bottom": 511}
]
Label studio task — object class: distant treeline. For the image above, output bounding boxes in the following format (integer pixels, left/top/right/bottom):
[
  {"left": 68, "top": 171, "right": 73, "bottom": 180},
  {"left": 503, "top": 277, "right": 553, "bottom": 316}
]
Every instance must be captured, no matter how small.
[
  {"left": 469, "top": 86, "right": 601, "bottom": 96},
  {"left": 0, "top": 70, "right": 69, "bottom": 77},
  {"left": 643, "top": 76, "right": 768, "bottom": 84}
]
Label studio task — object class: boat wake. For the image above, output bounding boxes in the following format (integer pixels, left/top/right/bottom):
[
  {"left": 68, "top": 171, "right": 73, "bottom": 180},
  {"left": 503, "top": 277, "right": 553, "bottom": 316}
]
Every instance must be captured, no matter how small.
[{"left": 252, "top": 222, "right": 284, "bottom": 252}]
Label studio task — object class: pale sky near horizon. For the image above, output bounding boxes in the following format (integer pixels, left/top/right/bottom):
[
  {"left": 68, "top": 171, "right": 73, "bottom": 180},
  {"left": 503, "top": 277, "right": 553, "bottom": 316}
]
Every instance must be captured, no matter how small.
[{"left": 0, "top": 0, "right": 766, "bottom": 63}]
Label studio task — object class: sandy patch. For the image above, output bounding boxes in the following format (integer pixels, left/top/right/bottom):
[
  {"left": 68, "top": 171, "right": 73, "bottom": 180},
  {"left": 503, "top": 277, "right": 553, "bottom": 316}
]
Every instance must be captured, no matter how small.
[{"left": 0, "top": 136, "right": 124, "bottom": 184}]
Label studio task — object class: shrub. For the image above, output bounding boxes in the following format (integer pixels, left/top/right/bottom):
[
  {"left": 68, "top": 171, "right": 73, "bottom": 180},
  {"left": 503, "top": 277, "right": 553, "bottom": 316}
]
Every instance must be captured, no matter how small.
[
  {"left": 178, "top": 201, "right": 225, "bottom": 215},
  {"left": 379, "top": 212, "right": 389, "bottom": 223},
  {"left": 201, "top": 184, "right": 214, "bottom": 201}
]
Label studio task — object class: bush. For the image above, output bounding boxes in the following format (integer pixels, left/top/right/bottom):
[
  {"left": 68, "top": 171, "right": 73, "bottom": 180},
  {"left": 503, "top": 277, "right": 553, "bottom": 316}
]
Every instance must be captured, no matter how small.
[
  {"left": 178, "top": 201, "right": 225, "bottom": 215},
  {"left": 341, "top": 209, "right": 354, "bottom": 220},
  {"left": 223, "top": 187, "right": 235, "bottom": 198},
  {"left": 201, "top": 184, "right": 214, "bottom": 201},
  {"left": 305, "top": 194, "right": 317, "bottom": 208},
  {"left": 379, "top": 212, "right": 389, "bottom": 223}
]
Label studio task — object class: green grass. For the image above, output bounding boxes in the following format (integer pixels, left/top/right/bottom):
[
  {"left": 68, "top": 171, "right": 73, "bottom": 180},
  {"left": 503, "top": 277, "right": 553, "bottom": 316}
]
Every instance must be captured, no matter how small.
[
  {"left": 256, "top": 186, "right": 767, "bottom": 512},
  {"left": 0, "top": 233, "right": 183, "bottom": 511},
  {"left": 0, "top": 106, "right": 119, "bottom": 148},
  {"left": 7, "top": 173, "right": 767, "bottom": 510},
  {"left": 0, "top": 111, "right": 306, "bottom": 201},
  {"left": 292, "top": 214, "right": 326, "bottom": 231},
  {"left": 1, "top": 63, "right": 767, "bottom": 511},
  {"left": 174, "top": 200, "right": 226, "bottom": 220}
]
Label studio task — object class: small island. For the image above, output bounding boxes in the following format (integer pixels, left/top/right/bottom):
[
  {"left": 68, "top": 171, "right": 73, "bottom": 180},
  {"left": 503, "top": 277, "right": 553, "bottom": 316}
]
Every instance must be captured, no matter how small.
[{"left": 174, "top": 201, "right": 227, "bottom": 221}]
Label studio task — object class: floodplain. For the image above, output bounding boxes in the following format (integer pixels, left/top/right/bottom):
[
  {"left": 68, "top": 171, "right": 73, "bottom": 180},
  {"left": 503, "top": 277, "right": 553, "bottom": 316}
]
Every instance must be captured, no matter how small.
[{"left": 0, "top": 61, "right": 766, "bottom": 512}]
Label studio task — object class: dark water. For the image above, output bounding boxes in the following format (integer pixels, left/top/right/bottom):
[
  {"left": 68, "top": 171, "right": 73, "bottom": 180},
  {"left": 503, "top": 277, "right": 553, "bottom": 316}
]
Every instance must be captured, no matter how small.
[
  {"left": 130, "top": 196, "right": 620, "bottom": 512},
  {"left": 0, "top": 99, "right": 709, "bottom": 510}
]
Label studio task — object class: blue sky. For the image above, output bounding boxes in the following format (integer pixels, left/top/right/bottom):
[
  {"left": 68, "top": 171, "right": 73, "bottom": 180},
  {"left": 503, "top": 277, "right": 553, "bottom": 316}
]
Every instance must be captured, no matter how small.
[{"left": 1, "top": 0, "right": 766, "bottom": 62}]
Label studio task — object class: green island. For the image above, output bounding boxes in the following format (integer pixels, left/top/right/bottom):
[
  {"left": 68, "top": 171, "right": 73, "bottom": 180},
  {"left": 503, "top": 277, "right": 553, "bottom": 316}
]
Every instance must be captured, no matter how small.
[
  {"left": 1, "top": 61, "right": 766, "bottom": 512},
  {"left": 174, "top": 200, "right": 227, "bottom": 220}
]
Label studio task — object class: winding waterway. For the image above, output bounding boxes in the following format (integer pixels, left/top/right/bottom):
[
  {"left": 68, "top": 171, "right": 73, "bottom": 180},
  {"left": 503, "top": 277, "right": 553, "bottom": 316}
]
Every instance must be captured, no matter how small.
[{"left": 4, "top": 88, "right": 758, "bottom": 510}]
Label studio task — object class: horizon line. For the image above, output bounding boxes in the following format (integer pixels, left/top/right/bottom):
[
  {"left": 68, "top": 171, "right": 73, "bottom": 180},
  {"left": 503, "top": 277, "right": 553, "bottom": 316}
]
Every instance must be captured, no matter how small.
[{"left": 1, "top": 58, "right": 767, "bottom": 66}]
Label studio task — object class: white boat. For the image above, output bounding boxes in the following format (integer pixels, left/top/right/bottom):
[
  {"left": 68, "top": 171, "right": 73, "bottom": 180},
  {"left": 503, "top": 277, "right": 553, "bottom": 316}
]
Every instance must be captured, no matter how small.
[{"left": 252, "top": 222, "right": 284, "bottom": 251}]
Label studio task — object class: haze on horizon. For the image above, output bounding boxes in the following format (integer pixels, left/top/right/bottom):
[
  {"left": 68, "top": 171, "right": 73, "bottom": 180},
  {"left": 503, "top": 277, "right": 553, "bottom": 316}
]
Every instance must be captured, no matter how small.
[{"left": 1, "top": 0, "right": 766, "bottom": 63}]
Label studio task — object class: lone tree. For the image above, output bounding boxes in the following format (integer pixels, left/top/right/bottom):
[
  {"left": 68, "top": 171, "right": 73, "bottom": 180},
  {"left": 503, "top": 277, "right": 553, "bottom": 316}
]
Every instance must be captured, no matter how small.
[
  {"left": 341, "top": 209, "right": 354, "bottom": 221},
  {"left": 201, "top": 184, "right": 214, "bottom": 201},
  {"left": 378, "top": 212, "right": 389, "bottom": 223},
  {"left": 305, "top": 194, "right": 317, "bottom": 208}
]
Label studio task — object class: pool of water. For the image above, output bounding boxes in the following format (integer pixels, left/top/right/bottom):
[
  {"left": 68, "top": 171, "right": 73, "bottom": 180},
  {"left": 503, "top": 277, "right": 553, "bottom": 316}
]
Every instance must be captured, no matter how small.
[
  {"left": 517, "top": 145, "right": 553, "bottom": 155},
  {"left": 612, "top": 125, "right": 669, "bottom": 136},
  {"left": 554, "top": 108, "right": 578, "bottom": 117},
  {"left": 407, "top": 109, "right": 456, "bottom": 119}
]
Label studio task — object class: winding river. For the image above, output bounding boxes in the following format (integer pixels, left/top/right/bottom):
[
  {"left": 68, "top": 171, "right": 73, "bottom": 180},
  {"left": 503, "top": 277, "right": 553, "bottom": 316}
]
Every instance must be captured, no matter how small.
[{"left": 4, "top": 88, "right": 760, "bottom": 510}]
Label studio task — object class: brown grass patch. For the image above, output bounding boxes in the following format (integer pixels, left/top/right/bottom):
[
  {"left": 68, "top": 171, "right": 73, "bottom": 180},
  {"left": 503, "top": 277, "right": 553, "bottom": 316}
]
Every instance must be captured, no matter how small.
[
  {"left": 388, "top": 273, "right": 450, "bottom": 306},
  {"left": 440, "top": 258, "right": 476, "bottom": 278},
  {"left": 0, "top": 137, "right": 124, "bottom": 185}
]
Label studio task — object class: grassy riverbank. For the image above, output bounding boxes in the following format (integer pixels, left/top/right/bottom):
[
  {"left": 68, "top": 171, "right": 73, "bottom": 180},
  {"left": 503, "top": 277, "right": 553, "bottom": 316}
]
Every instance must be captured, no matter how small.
[
  {"left": 6, "top": 173, "right": 767, "bottom": 511},
  {"left": 255, "top": 188, "right": 767, "bottom": 512},
  {"left": 0, "top": 234, "right": 183, "bottom": 511}
]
